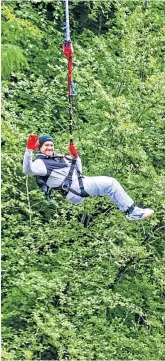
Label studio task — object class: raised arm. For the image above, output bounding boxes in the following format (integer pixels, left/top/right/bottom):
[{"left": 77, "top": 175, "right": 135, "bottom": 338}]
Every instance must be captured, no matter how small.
[
  {"left": 23, "top": 150, "right": 47, "bottom": 176},
  {"left": 23, "top": 135, "right": 47, "bottom": 176}
]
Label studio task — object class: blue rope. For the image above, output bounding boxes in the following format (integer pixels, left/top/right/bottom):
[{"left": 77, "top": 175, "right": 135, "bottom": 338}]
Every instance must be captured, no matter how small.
[{"left": 65, "top": 0, "right": 71, "bottom": 41}]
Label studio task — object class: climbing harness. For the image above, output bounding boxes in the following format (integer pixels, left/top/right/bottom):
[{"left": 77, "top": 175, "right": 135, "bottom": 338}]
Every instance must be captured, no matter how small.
[
  {"left": 60, "top": 159, "right": 89, "bottom": 198},
  {"left": 36, "top": 154, "right": 89, "bottom": 203},
  {"left": 62, "top": 0, "right": 77, "bottom": 145}
]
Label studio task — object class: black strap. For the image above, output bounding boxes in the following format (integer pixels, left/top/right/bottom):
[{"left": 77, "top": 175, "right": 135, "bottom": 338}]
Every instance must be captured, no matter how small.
[
  {"left": 45, "top": 189, "right": 53, "bottom": 204},
  {"left": 77, "top": 174, "right": 89, "bottom": 197},
  {"left": 36, "top": 176, "right": 54, "bottom": 203},
  {"left": 60, "top": 159, "right": 89, "bottom": 198},
  {"left": 60, "top": 159, "right": 76, "bottom": 193}
]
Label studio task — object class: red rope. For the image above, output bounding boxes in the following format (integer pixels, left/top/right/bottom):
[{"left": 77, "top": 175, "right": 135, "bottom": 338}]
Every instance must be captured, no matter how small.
[{"left": 63, "top": 41, "right": 74, "bottom": 96}]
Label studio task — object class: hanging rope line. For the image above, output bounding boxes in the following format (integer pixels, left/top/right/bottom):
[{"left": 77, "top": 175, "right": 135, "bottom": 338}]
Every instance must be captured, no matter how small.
[{"left": 63, "top": 0, "right": 77, "bottom": 145}]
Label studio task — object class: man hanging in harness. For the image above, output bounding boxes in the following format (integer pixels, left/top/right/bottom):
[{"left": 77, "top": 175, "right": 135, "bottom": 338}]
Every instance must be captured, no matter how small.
[{"left": 23, "top": 134, "right": 154, "bottom": 221}]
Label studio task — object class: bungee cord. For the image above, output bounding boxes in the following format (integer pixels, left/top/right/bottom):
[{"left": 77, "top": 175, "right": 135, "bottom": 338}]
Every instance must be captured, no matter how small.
[{"left": 63, "top": 0, "right": 77, "bottom": 145}]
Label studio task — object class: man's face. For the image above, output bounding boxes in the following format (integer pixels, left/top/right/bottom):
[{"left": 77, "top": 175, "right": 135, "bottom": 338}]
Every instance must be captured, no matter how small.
[{"left": 40, "top": 141, "right": 54, "bottom": 156}]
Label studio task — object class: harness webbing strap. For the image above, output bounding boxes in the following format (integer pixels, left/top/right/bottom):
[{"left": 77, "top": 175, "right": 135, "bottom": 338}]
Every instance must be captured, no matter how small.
[
  {"left": 36, "top": 176, "right": 53, "bottom": 203},
  {"left": 60, "top": 159, "right": 76, "bottom": 193},
  {"left": 60, "top": 160, "right": 89, "bottom": 198}
]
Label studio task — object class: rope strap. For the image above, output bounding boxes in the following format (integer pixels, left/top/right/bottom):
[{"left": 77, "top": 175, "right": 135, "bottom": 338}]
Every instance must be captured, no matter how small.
[{"left": 63, "top": 0, "right": 77, "bottom": 144}]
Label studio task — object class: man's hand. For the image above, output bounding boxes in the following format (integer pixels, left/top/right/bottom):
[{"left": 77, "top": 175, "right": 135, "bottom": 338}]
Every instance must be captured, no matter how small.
[
  {"left": 68, "top": 142, "right": 78, "bottom": 159},
  {"left": 26, "top": 135, "right": 39, "bottom": 151}
]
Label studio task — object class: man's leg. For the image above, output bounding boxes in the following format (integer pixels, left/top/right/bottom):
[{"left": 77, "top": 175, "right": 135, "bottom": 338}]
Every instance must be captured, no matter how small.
[
  {"left": 82, "top": 176, "right": 154, "bottom": 220},
  {"left": 83, "top": 176, "right": 134, "bottom": 212}
]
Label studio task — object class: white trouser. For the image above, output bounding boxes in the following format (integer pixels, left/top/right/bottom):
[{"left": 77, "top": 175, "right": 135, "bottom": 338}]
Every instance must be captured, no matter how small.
[{"left": 66, "top": 176, "right": 134, "bottom": 212}]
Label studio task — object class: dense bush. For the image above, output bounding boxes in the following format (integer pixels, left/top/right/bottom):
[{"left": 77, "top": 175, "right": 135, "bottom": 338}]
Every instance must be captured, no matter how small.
[{"left": 2, "top": 1, "right": 165, "bottom": 360}]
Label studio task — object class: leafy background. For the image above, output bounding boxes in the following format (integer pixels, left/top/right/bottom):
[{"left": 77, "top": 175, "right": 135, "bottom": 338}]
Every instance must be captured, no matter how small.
[{"left": 1, "top": 0, "right": 165, "bottom": 360}]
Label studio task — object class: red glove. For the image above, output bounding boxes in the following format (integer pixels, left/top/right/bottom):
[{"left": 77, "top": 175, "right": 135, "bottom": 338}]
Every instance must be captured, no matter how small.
[
  {"left": 26, "top": 135, "right": 39, "bottom": 151},
  {"left": 68, "top": 142, "right": 78, "bottom": 158}
]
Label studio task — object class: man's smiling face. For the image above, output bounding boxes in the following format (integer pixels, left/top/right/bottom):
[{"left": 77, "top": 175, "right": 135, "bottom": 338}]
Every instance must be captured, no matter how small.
[{"left": 40, "top": 141, "right": 54, "bottom": 156}]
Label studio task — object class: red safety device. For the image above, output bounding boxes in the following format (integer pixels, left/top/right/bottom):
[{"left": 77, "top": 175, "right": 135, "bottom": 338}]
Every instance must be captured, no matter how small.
[
  {"left": 26, "top": 135, "right": 39, "bottom": 150},
  {"left": 63, "top": 41, "right": 74, "bottom": 96},
  {"left": 63, "top": 41, "right": 74, "bottom": 58}
]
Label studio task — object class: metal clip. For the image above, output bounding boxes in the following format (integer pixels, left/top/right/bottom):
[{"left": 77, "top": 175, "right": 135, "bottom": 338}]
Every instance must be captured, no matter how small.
[
  {"left": 70, "top": 80, "right": 77, "bottom": 96},
  {"left": 61, "top": 183, "right": 69, "bottom": 192}
]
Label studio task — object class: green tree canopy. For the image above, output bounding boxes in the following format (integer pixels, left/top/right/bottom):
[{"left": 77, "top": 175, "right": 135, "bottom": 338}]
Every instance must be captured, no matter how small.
[{"left": 2, "top": 1, "right": 165, "bottom": 360}]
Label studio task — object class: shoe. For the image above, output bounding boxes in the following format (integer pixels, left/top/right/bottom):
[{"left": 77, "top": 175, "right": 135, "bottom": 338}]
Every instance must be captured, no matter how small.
[{"left": 126, "top": 206, "right": 154, "bottom": 221}]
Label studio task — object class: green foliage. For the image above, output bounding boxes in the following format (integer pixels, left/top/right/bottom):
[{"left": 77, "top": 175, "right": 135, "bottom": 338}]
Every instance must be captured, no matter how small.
[
  {"left": 2, "top": 44, "right": 28, "bottom": 80},
  {"left": 2, "top": 1, "right": 165, "bottom": 360}
]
